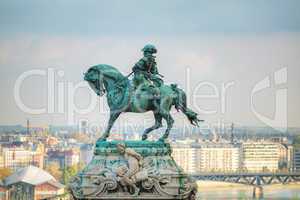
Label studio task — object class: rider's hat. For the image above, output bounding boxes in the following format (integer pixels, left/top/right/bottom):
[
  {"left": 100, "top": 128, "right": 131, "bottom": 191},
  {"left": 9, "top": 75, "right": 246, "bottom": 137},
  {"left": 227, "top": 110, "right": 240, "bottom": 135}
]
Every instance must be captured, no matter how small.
[{"left": 142, "top": 44, "right": 157, "bottom": 54}]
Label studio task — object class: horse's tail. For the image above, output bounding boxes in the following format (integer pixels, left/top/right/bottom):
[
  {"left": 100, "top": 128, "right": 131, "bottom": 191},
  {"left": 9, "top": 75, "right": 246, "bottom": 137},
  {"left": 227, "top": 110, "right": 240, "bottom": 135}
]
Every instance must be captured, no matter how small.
[{"left": 171, "top": 84, "right": 203, "bottom": 126}]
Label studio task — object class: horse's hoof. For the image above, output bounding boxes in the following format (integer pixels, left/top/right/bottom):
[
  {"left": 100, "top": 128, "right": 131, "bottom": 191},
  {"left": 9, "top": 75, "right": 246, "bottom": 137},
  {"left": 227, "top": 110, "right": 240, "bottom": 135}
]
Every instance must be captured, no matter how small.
[
  {"left": 141, "top": 135, "right": 148, "bottom": 140},
  {"left": 158, "top": 137, "right": 166, "bottom": 143},
  {"left": 96, "top": 138, "right": 107, "bottom": 143}
]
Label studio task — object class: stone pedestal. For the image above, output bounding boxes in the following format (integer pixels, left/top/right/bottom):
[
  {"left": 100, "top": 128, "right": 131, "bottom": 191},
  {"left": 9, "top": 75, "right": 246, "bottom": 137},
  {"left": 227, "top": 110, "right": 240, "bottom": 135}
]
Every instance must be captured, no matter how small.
[{"left": 69, "top": 140, "right": 197, "bottom": 200}]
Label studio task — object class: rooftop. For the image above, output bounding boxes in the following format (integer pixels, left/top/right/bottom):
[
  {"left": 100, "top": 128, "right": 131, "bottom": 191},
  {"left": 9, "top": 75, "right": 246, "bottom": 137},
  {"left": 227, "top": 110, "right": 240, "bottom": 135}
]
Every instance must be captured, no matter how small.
[{"left": 4, "top": 165, "right": 57, "bottom": 186}]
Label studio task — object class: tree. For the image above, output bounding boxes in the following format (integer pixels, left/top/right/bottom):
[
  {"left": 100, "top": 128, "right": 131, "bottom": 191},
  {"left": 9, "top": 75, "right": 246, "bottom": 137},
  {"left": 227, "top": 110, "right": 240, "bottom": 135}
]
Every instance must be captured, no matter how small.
[
  {"left": 45, "top": 162, "right": 62, "bottom": 181},
  {"left": 294, "top": 135, "right": 300, "bottom": 148},
  {"left": 63, "top": 165, "right": 79, "bottom": 184},
  {"left": 78, "top": 161, "right": 85, "bottom": 171},
  {"left": 0, "top": 168, "right": 12, "bottom": 179},
  {"left": 71, "top": 133, "right": 90, "bottom": 143}
]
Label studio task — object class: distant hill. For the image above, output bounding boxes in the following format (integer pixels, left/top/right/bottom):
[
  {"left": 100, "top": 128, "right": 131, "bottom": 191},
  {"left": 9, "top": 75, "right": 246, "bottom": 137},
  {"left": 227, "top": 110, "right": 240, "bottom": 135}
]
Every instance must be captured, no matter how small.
[{"left": 0, "top": 125, "right": 26, "bottom": 133}]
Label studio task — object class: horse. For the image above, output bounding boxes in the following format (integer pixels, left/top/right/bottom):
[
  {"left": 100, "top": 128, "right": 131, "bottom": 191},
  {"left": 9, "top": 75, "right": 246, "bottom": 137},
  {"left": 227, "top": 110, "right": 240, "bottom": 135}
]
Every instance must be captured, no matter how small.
[{"left": 84, "top": 64, "right": 202, "bottom": 142}]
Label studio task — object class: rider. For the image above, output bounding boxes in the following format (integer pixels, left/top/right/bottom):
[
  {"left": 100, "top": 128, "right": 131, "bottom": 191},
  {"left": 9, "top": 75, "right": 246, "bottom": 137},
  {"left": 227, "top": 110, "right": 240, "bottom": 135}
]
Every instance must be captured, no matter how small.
[{"left": 132, "top": 44, "right": 163, "bottom": 89}]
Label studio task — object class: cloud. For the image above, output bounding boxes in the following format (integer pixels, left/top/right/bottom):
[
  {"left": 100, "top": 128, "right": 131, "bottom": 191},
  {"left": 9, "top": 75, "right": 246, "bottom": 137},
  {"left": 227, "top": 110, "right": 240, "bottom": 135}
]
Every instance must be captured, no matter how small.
[
  {"left": 0, "top": 0, "right": 300, "bottom": 37},
  {"left": 0, "top": 32, "right": 300, "bottom": 127}
]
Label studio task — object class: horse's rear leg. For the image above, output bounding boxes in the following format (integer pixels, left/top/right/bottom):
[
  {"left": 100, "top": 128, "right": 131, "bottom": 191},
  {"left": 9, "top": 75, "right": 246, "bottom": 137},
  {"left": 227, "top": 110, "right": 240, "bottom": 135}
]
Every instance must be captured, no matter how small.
[
  {"left": 97, "top": 112, "right": 120, "bottom": 142},
  {"left": 142, "top": 113, "right": 162, "bottom": 140},
  {"left": 159, "top": 114, "right": 174, "bottom": 141}
]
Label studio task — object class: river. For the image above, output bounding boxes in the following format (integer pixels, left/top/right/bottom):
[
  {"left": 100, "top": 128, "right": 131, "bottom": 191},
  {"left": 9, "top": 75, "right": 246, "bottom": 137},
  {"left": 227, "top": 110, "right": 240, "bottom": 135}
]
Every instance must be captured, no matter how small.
[{"left": 196, "top": 181, "right": 300, "bottom": 199}]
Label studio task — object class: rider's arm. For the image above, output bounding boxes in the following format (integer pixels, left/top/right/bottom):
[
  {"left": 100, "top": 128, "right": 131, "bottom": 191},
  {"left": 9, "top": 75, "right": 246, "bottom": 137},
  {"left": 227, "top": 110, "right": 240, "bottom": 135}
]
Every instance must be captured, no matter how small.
[
  {"left": 151, "top": 64, "right": 158, "bottom": 74},
  {"left": 132, "top": 59, "right": 145, "bottom": 72}
]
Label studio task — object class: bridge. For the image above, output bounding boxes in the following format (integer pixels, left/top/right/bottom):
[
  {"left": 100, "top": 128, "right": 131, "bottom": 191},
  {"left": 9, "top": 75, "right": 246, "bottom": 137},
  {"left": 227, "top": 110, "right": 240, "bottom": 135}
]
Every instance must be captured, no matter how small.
[{"left": 190, "top": 172, "right": 300, "bottom": 186}]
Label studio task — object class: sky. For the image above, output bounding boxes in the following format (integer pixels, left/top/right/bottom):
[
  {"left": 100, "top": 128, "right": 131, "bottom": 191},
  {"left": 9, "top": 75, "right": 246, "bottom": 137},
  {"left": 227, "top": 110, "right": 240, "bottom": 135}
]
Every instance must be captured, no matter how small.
[{"left": 0, "top": 0, "right": 300, "bottom": 130}]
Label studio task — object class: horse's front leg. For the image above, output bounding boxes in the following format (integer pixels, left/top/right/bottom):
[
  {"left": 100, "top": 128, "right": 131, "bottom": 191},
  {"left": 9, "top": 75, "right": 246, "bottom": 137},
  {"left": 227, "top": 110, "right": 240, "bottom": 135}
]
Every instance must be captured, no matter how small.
[
  {"left": 97, "top": 112, "right": 120, "bottom": 142},
  {"left": 142, "top": 113, "right": 162, "bottom": 140},
  {"left": 159, "top": 113, "right": 174, "bottom": 141}
]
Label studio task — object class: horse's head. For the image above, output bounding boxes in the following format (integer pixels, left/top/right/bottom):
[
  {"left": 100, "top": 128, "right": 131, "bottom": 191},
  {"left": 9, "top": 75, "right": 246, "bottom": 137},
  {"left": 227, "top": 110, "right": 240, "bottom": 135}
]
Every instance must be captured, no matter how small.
[
  {"left": 84, "top": 67, "right": 98, "bottom": 82},
  {"left": 84, "top": 64, "right": 127, "bottom": 97},
  {"left": 84, "top": 66, "right": 106, "bottom": 96}
]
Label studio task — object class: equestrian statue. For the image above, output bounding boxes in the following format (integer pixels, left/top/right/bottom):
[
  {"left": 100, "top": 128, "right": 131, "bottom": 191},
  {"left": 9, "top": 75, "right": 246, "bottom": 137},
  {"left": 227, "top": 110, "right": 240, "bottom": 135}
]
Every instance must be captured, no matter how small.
[{"left": 84, "top": 44, "right": 203, "bottom": 141}]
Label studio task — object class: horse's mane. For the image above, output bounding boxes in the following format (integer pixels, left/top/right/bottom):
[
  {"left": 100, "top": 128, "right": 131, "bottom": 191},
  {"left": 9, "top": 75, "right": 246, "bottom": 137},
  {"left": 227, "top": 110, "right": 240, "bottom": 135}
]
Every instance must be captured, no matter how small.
[
  {"left": 91, "top": 64, "right": 125, "bottom": 81},
  {"left": 89, "top": 64, "right": 130, "bottom": 108}
]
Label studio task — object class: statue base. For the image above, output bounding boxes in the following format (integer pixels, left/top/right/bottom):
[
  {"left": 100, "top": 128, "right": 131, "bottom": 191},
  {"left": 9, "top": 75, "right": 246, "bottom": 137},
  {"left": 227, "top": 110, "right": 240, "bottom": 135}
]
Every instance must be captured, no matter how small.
[{"left": 69, "top": 140, "right": 197, "bottom": 200}]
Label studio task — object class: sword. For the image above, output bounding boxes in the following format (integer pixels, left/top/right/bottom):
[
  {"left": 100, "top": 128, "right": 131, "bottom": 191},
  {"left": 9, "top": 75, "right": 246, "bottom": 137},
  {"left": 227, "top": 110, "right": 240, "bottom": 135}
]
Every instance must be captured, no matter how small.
[
  {"left": 137, "top": 71, "right": 164, "bottom": 78},
  {"left": 126, "top": 71, "right": 134, "bottom": 78}
]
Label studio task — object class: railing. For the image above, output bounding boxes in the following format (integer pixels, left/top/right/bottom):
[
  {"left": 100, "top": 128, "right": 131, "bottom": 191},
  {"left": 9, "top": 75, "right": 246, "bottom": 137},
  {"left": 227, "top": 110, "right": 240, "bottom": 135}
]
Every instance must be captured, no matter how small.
[{"left": 190, "top": 172, "right": 300, "bottom": 186}]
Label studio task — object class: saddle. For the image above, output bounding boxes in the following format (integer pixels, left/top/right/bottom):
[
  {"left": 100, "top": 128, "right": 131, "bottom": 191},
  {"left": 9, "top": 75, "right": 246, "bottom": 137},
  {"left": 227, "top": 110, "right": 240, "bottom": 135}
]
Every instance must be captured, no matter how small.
[{"left": 133, "top": 82, "right": 160, "bottom": 100}]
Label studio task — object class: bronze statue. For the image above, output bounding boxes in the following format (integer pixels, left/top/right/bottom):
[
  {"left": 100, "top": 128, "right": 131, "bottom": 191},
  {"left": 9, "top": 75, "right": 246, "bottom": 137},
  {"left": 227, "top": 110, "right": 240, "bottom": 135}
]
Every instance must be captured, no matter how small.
[
  {"left": 70, "top": 45, "right": 199, "bottom": 200},
  {"left": 132, "top": 44, "right": 163, "bottom": 88},
  {"left": 84, "top": 44, "right": 203, "bottom": 142}
]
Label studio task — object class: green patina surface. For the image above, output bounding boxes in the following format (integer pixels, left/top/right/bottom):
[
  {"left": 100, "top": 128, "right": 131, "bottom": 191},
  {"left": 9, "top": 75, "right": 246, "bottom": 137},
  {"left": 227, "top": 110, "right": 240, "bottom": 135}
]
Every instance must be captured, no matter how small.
[
  {"left": 70, "top": 46, "right": 198, "bottom": 199},
  {"left": 83, "top": 45, "right": 202, "bottom": 141},
  {"left": 94, "top": 140, "right": 172, "bottom": 156},
  {"left": 93, "top": 140, "right": 186, "bottom": 190},
  {"left": 71, "top": 139, "right": 196, "bottom": 199}
]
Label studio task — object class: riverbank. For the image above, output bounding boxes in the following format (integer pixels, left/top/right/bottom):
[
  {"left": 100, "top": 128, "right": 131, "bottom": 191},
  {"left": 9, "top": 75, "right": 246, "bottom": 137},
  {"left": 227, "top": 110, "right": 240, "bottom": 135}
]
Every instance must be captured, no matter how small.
[
  {"left": 197, "top": 181, "right": 251, "bottom": 189},
  {"left": 196, "top": 181, "right": 300, "bottom": 199},
  {"left": 196, "top": 180, "right": 300, "bottom": 190}
]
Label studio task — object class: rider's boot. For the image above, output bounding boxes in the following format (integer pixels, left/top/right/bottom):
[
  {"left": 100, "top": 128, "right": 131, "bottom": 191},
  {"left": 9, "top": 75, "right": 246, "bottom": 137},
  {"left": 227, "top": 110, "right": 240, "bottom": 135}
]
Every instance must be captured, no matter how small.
[{"left": 151, "top": 86, "right": 160, "bottom": 111}]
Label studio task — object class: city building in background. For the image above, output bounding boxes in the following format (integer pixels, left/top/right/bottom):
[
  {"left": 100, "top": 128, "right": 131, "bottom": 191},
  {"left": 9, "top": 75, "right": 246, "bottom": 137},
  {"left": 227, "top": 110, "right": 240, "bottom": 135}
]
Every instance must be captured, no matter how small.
[
  {"left": 278, "top": 143, "right": 294, "bottom": 171},
  {"left": 172, "top": 141, "right": 197, "bottom": 173},
  {"left": 294, "top": 148, "right": 300, "bottom": 172},
  {"left": 0, "top": 123, "right": 299, "bottom": 192},
  {"left": 80, "top": 144, "right": 93, "bottom": 165},
  {"left": 242, "top": 142, "right": 289, "bottom": 172},
  {"left": 79, "top": 120, "right": 88, "bottom": 135},
  {"left": 195, "top": 143, "right": 241, "bottom": 172},
  {"left": 3, "top": 165, "right": 65, "bottom": 200},
  {"left": 0, "top": 181, "right": 6, "bottom": 200},
  {"left": 171, "top": 137, "right": 294, "bottom": 173},
  {"left": 0, "top": 146, "right": 44, "bottom": 171},
  {"left": 46, "top": 149, "right": 80, "bottom": 169}
]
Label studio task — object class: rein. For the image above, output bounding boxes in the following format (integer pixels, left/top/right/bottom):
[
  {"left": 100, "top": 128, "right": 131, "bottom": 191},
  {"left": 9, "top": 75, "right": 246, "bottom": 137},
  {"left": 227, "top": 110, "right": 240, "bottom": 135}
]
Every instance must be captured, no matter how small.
[
  {"left": 97, "top": 70, "right": 106, "bottom": 96},
  {"left": 96, "top": 69, "right": 131, "bottom": 96}
]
